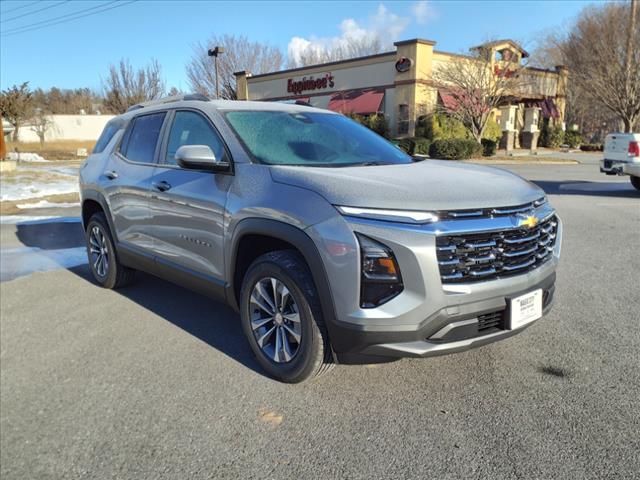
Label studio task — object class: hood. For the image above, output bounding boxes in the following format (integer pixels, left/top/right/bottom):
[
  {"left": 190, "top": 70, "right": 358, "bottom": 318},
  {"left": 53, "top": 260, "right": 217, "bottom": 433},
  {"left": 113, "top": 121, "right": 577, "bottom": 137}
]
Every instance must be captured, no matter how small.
[{"left": 270, "top": 160, "right": 544, "bottom": 211}]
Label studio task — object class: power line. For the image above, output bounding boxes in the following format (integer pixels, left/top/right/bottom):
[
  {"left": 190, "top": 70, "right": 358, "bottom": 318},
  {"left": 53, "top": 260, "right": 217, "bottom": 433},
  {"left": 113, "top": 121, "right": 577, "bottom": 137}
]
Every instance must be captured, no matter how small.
[
  {"left": 0, "top": 1, "right": 41, "bottom": 15},
  {"left": 1, "top": 0, "right": 116, "bottom": 31},
  {"left": 2, "top": 0, "right": 135, "bottom": 37},
  {"left": 1, "top": 1, "right": 70, "bottom": 24}
]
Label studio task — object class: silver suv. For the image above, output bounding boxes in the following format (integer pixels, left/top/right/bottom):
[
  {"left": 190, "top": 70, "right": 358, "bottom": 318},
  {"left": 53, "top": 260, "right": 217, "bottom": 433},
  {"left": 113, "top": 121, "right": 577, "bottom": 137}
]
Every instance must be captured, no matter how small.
[{"left": 80, "top": 95, "right": 562, "bottom": 383}]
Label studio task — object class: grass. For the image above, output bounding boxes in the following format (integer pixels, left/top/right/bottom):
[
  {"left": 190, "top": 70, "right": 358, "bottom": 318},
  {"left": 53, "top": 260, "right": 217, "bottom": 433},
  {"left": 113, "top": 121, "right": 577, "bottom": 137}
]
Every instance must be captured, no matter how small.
[{"left": 6, "top": 140, "right": 95, "bottom": 160}]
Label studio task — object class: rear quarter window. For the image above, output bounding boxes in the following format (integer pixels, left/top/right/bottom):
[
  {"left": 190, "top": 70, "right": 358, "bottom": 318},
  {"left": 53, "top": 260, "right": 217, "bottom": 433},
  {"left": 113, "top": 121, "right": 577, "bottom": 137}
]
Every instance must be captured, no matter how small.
[{"left": 92, "top": 121, "right": 122, "bottom": 154}]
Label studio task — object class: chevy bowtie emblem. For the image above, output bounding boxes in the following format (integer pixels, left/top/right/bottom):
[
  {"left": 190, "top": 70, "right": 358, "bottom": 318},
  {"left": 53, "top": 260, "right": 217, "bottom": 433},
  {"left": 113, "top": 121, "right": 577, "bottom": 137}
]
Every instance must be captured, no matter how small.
[{"left": 517, "top": 214, "right": 539, "bottom": 229}]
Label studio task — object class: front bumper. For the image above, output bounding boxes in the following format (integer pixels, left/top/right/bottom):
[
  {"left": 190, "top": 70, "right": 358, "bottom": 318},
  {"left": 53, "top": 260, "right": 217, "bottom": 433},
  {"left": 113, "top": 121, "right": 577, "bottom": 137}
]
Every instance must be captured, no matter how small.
[{"left": 332, "top": 271, "right": 556, "bottom": 363}]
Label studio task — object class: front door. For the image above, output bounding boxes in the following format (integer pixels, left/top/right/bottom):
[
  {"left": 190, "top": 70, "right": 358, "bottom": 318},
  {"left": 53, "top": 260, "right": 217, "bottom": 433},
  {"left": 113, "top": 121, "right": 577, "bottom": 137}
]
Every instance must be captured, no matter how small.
[{"left": 146, "top": 109, "right": 233, "bottom": 281}]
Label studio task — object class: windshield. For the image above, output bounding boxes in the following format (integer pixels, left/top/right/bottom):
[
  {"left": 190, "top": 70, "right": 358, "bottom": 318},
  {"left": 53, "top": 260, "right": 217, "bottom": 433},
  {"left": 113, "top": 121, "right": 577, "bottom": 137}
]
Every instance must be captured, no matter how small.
[{"left": 223, "top": 110, "right": 412, "bottom": 167}]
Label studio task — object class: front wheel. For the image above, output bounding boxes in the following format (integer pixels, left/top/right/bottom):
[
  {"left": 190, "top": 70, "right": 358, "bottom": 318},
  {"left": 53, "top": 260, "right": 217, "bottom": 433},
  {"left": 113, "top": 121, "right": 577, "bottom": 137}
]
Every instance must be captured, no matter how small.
[
  {"left": 630, "top": 175, "right": 640, "bottom": 191},
  {"left": 85, "top": 212, "right": 135, "bottom": 289},
  {"left": 239, "top": 250, "right": 333, "bottom": 383}
]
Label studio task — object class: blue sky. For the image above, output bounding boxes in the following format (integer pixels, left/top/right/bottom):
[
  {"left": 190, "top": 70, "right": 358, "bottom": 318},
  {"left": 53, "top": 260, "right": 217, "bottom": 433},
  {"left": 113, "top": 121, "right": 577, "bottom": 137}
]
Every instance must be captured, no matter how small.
[{"left": 1, "top": 0, "right": 594, "bottom": 92}]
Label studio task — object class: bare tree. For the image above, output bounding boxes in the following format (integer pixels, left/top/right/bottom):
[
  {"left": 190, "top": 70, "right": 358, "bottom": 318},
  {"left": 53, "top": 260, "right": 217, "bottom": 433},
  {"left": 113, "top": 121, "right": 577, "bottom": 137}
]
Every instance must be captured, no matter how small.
[
  {"left": 187, "top": 34, "right": 284, "bottom": 99},
  {"left": 558, "top": 1, "right": 640, "bottom": 132},
  {"left": 103, "top": 59, "right": 166, "bottom": 113},
  {"left": 432, "top": 46, "right": 530, "bottom": 143},
  {"left": 30, "top": 109, "right": 53, "bottom": 146},
  {"left": 289, "top": 36, "right": 384, "bottom": 67},
  {"left": 0, "top": 82, "right": 34, "bottom": 141}
]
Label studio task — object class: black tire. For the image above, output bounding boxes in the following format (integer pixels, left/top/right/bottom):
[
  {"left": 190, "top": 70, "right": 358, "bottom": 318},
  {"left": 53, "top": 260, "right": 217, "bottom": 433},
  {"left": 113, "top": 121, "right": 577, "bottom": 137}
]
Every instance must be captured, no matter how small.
[
  {"left": 85, "top": 212, "right": 135, "bottom": 289},
  {"left": 239, "top": 250, "right": 333, "bottom": 383},
  {"left": 630, "top": 176, "right": 640, "bottom": 191}
]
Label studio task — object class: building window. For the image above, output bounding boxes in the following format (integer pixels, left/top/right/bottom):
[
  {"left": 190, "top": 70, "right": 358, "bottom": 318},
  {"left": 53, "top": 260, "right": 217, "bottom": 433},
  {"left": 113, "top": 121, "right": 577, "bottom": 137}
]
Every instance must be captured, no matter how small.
[{"left": 398, "top": 104, "right": 409, "bottom": 135}]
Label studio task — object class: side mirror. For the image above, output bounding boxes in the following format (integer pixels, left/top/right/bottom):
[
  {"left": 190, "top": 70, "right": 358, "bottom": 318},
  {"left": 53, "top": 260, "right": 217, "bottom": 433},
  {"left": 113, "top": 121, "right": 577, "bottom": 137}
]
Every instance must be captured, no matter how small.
[{"left": 175, "top": 145, "right": 227, "bottom": 171}]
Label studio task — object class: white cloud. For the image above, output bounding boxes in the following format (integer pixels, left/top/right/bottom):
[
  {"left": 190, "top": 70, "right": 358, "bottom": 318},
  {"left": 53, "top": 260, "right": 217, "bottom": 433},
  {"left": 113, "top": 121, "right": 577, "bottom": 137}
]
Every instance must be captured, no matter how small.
[
  {"left": 412, "top": 1, "right": 434, "bottom": 25},
  {"left": 287, "top": 4, "right": 411, "bottom": 66}
]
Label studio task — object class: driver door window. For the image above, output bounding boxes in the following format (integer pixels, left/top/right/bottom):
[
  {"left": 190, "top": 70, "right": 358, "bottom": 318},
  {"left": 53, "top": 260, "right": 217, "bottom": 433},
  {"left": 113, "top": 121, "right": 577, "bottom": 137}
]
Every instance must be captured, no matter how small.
[{"left": 165, "top": 111, "right": 227, "bottom": 165}]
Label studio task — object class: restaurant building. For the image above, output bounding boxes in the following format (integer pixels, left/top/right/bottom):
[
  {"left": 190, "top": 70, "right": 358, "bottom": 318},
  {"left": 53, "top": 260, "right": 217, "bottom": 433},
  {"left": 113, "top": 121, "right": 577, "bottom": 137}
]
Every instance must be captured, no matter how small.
[{"left": 235, "top": 38, "right": 568, "bottom": 149}]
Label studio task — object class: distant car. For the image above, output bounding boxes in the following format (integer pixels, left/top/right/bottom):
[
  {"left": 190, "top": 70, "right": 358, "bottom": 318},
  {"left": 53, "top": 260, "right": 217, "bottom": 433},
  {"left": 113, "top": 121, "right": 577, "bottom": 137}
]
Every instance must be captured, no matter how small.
[
  {"left": 600, "top": 132, "right": 640, "bottom": 190},
  {"left": 79, "top": 94, "right": 562, "bottom": 383}
]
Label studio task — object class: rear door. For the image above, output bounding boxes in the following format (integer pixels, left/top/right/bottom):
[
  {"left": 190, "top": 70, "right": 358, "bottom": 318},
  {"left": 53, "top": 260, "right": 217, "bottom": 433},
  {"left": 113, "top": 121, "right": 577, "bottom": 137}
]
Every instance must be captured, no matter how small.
[
  {"left": 146, "top": 109, "right": 233, "bottom": 281},
  {"left": 103, "top": 111, "right": 167, "bottom": 252}
]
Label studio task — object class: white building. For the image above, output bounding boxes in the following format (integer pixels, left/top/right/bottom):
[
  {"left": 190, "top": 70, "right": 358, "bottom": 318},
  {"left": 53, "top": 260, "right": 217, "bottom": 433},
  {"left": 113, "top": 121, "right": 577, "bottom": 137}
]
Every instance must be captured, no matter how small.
[{"left": 10, "top": 114, "right": 115, "bottom": 143}]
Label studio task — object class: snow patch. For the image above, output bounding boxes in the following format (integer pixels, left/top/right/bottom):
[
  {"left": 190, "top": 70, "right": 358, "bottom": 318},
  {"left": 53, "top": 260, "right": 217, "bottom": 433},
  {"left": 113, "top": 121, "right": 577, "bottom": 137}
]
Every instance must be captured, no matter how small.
[
  {"left": 0, "top": 215, "right": 81, "bottom": 225},
  {"left": 0, "top": 178, "right": 79, "bottom": 201},
  {"left": 6, "top": 152, "right": 50, "bottom": 162},
  {"left": 16, "top": 200, "right": 80, "bottom": 210}
]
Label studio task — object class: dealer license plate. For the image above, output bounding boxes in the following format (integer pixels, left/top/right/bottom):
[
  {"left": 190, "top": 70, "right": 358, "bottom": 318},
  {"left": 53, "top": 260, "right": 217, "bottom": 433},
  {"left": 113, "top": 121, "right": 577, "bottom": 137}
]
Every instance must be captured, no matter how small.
[{"left": 509, "top": 289, "right": 542, "bottom": 329}]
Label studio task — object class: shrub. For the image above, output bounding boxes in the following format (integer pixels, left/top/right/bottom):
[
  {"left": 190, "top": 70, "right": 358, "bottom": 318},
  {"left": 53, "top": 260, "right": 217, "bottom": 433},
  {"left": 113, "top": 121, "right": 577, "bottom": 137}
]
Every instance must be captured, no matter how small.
[
  {"left": 580, "top": 143, "right": 603, "bottom": 152},
  {"left": 347, "top": 113, "right": 390, "bottom": 139},
  {"left": 540, "top": 121, "right": 565, "bottom": 148},
  {"left": 481, "top": 138, "right": 497, "bottom": 157},
  {"left": 413, "top": 137, "right": 431, "bottom": 155},
  {"left": 395, "top": 137, "right": 431, "bottom": 155},
  {"left": 564, "top": 130, "right": 582, "bottom": 149},
  {"left": 482, "top": 119, "right": 502, "bottom": 142},
  {"left": 429, "top": 139, "right": 481, "bottom": 160},
  {"left": 418, "top": 113, "right": 470, "bottom": 141}
]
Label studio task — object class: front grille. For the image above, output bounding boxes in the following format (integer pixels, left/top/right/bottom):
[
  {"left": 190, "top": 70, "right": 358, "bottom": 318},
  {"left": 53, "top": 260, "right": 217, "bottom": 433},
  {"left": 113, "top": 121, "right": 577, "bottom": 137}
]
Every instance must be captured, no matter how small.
[
  {"left": 437, "top": 197, "right": 547, "bottom": 220},
  {"left": 436, "top": 215, "right": 558, "bottom": 283},
  {"left": 478, "top": 311, "right": 505, "bottom": 331}
]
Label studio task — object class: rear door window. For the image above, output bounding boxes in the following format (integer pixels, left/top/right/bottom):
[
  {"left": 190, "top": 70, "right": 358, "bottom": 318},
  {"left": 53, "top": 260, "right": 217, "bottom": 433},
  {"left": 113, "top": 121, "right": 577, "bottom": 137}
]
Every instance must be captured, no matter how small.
[{"left": 120, "top": 112, "right": 166, "bottom": 164}]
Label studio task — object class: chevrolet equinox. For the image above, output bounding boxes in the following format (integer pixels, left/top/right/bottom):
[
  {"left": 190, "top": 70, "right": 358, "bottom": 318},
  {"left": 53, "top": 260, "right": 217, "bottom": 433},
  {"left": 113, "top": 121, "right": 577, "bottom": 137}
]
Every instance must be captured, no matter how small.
[{"left": 80, "top": 94, "right": 562, "bottom": 383}]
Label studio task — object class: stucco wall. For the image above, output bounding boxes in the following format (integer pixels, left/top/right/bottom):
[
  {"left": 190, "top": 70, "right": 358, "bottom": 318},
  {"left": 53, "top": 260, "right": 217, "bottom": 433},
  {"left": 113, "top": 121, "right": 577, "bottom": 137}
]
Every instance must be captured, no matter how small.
[{"left": 17, "top": 114, "right": 115, "bottom": 142}]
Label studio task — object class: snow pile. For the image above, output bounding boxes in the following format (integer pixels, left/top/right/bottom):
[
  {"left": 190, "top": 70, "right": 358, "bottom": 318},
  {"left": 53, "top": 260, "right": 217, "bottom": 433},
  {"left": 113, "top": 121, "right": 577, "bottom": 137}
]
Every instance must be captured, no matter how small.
[
  {"left": 0, "top": 178, "right": 79, "bottom": 201},
  {"left": 6, "top": 152, "right": 50, "bottom": 162},
  {"left": 16, "top": 200, "right": 80, "bottom": 209}
]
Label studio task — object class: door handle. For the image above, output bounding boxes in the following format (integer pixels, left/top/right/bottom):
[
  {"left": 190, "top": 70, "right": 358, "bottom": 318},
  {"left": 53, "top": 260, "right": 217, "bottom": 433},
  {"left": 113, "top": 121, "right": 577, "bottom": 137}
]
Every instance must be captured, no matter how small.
[
  {"left": 104, "top": 170, "right": 118, "bottom": 180},
  {"left": 152, "top": 180, "right": 172, "bottom": 192}
]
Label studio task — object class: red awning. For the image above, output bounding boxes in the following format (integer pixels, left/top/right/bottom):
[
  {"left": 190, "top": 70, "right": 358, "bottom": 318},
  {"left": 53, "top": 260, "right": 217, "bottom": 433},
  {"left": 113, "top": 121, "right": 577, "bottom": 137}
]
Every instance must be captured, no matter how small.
[
  {"left": 526, "top": 98, "right": 560, "bottom": 119},
  {"left": 438, "top": 91, "right": 460, "bottom": 111},
  {"left": 327, "top": 89, "right": 384, "bottom": 114}
]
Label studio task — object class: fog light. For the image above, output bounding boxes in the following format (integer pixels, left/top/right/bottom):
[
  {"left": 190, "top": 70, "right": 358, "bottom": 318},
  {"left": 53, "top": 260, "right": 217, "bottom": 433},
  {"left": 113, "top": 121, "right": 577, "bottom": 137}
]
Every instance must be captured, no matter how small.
[{"left": 356, "top": 233, "right": 403, "bottom": 308}]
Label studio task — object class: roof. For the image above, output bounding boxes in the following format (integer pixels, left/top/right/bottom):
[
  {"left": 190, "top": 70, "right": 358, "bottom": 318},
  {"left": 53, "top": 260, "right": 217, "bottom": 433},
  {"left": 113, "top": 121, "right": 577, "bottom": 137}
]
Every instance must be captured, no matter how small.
[
  {"left": 118, "top": 96, "right": 337, "bottom": 119},
  {"left": 470, "top": 39, "right": 530, "bottom": 58}
]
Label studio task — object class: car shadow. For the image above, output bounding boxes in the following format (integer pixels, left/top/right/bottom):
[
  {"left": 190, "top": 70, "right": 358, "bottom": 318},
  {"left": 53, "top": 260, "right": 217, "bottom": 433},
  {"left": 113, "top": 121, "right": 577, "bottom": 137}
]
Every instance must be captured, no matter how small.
[
  {"left": 68, "top": 264, "right": 264, "bottom": 376},
  {"left": 532, "top": 180, "right": 639, "bottom": 198},
  {"left": 15, "top": 218, "right": 85, "bottom": 250}
]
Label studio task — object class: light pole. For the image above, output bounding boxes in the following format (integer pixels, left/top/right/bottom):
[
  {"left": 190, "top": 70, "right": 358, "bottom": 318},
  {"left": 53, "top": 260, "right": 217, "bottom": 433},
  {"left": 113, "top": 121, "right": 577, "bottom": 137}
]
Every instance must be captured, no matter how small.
[{"left": 207, "top": 46, "right": 225, "bottom": 99}]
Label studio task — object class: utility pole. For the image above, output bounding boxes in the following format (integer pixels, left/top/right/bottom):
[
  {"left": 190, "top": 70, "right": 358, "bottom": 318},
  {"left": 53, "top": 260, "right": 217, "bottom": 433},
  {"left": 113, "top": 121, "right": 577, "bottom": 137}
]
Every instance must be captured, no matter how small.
[{"left": 207, "top": 46, "right": 225, "bottom": 99}]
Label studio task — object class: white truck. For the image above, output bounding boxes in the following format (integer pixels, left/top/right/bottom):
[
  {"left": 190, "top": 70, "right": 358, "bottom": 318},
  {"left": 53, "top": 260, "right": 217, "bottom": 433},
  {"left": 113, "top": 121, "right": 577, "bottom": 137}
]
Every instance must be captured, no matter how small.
[{"left": 600, "top": 132, "right": 640, "bottom": 190}]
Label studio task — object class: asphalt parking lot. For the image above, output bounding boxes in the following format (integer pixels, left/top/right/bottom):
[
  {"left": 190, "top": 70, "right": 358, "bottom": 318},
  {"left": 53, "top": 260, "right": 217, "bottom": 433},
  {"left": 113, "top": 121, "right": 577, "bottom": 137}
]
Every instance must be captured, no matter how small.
[{"left": 1, "top": 162, "right": 639, "bottom": 479}]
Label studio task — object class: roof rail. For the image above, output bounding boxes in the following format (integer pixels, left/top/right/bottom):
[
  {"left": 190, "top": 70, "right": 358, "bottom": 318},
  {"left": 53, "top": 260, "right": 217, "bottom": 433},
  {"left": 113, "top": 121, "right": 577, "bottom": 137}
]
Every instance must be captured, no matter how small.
[{"left": 126, "top": 93, "right": 210, "bottom": 112}]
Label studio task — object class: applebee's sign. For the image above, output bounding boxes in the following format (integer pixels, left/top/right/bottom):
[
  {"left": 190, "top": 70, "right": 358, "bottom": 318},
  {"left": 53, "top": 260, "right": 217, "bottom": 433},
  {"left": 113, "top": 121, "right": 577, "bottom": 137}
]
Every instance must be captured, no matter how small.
[{"left": 287, "top": 73, "right": 335, "bottom": 95}]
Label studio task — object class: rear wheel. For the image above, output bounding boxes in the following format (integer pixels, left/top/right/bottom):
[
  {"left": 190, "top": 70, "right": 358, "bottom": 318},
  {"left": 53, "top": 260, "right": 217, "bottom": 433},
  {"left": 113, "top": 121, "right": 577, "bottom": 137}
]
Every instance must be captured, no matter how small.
[
  {"left": 630, "top": 175, "right": 640, "bottom": 191},
  {"left": 85, "top": 212, "right": 135, "bottom": 289},
  {"left": 239, "top": 250, "right": 333, "bottom": 383}
]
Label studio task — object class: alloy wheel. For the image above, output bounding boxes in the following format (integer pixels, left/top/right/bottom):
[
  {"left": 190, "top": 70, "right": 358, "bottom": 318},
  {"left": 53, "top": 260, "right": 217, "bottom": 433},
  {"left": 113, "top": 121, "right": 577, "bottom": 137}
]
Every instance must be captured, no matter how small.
[
  {"left": 89, "top": 225, "right": 109, "bottom": 278},
  {"left": 249, "top": 277, "right": 302, "bottom": 363}
]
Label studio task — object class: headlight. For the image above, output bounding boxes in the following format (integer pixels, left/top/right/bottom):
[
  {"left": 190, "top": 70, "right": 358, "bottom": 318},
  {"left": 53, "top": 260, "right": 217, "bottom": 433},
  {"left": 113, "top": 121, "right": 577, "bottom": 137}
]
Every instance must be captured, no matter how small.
[
  {"left": 337, "top": 206, "right": 438, "bottom": 224},
  {"left": 356, "top": 233, "right": 403, "bottom": 308}
]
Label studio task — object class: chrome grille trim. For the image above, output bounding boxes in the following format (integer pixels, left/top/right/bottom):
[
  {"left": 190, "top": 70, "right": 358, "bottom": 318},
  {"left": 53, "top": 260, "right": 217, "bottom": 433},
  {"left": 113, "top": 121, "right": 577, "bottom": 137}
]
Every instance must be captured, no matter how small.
[{"left": 436, "top": 214, "right": 558, "bottom": 283}]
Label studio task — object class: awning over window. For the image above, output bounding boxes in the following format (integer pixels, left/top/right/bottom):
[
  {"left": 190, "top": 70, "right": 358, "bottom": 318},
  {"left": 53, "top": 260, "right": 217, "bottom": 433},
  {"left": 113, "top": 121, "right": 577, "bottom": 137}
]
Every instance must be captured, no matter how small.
[
  {"left": 327, "top": 89, "right": 384, "bottom": 114},
  {"left": 438, "top": 91, "right": 460, "bottom": 111},
  {"left": 527, "top": 98, "right": 560, "bottom": 119}
]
